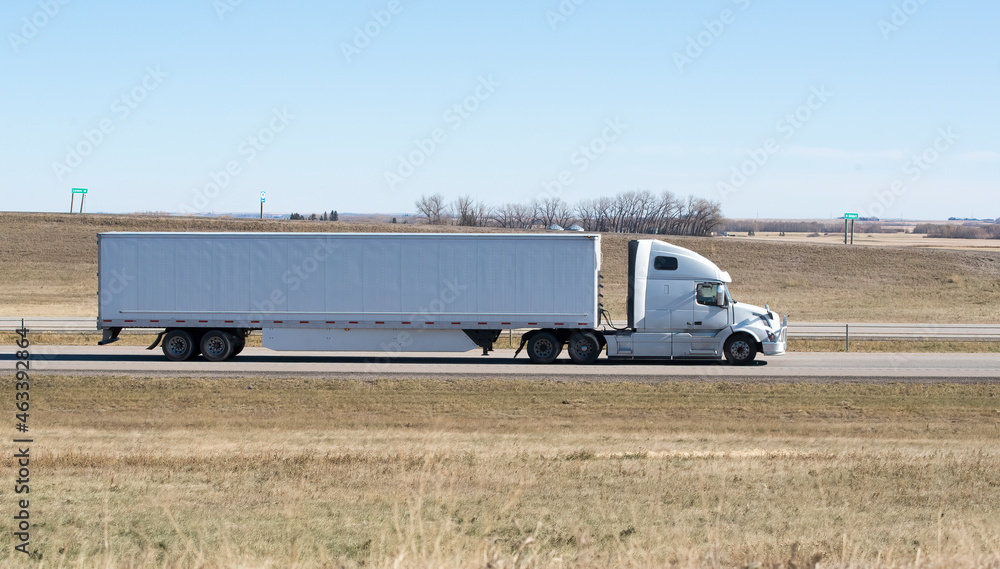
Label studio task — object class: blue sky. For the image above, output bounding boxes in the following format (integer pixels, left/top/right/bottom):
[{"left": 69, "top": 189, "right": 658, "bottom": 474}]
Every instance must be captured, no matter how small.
[{"left": 2, "top": 0, "right": 997, "bottom": 219}]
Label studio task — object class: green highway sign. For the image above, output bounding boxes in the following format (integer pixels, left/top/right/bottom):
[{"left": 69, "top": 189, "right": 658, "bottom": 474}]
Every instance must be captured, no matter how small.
[
  {"left": 71, "top": 188, "right": 88, "bottom": 194},
  {"left": 844, "top": 212, "right": 858, "bottom": 219}
]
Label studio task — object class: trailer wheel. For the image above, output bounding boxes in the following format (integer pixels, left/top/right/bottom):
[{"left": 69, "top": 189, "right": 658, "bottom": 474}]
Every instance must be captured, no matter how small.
[
  {"left": 162, "top": 330, "right": 197, "bottom": 361},
  {"left": 567, "top": 332, "right": 601, "bottom": 365},
  {"left": 200, "top": 330, "right": 235, "bottom": 362},
  {"left": 527, "top": 331, "right": 561, "bottom": 364},
  {"left": 724, "top": 333, "right": 757, "bottom": 365}
]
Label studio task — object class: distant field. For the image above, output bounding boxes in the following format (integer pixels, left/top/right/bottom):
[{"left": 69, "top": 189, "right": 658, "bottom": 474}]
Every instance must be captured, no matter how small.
[
  {"left": 3, "top": 376, "right": 998, "bottom": 568},
  {"left": 2, "top": 212, "right": 1000, "bottom": 323},
  {"left": 731, "top": 230, "right": 1000, "bottom": 252}
]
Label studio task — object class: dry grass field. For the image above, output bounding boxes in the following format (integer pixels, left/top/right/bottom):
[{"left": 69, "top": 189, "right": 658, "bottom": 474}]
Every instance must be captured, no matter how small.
[
  {"left": 731, "top": 230, "right": 1000, "bottom": 252},
  {"left": 1, "top": 376, "right": 998, "bottom": 568},
  {"left": 2, "top": 212, "right": 1000, "bottom": 324}
]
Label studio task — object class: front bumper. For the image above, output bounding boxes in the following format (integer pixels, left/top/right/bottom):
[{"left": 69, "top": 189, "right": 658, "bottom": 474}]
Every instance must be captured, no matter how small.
[{"left": 762, "top": 316, "right": 787, "bottom": 355}]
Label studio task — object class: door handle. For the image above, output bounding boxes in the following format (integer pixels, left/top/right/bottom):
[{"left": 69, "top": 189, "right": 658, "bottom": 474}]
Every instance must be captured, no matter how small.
[{"left": 687, "top": 321, "right": 702, "bottom": 325}]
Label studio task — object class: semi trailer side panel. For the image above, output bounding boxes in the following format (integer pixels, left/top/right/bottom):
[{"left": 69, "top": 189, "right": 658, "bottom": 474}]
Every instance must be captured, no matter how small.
[{"left": 98, "top": 232, "right": 601, "bottom": 330}]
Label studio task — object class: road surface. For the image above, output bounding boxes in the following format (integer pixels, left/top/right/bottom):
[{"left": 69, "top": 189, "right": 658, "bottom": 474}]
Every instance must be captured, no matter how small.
[
  {"left": 8, "top": 346, "right": 999, "bottom": 381},
  {"left": 4, "top": 317, "right": 1000, "bottom": 340}
]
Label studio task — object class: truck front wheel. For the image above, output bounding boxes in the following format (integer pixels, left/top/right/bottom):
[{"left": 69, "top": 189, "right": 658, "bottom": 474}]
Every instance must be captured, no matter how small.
[
  {"left": 724, "top": 333, "right": 757, "bottom": 366},
  {"left": 567, "top": 331, "right": 601, "bottom": 365},
  {"left": 162, "top": 329, "right": 196, "bottom": 361},
  {"left": 527, "top": 331, "right": 561, "bottom": 364}
]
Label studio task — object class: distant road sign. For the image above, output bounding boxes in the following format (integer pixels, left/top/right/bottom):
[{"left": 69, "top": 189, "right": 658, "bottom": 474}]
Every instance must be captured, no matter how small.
[
  {"left": 844, "top": 213, "right": 858, "bottom": 219},
  {"left": 260, "top": 191, "right": 266, "bottom": 204},
  {"left": 72, "top": 188, "right": 88, "bottom": 194}
]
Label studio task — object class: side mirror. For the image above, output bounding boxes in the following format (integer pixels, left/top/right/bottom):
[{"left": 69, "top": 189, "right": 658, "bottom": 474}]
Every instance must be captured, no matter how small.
[{"left": 716, "top": 291, "right": 728, "bottom": 308}]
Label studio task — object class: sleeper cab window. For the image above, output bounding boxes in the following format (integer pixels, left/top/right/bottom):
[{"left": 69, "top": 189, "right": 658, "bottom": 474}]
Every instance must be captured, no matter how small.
[{"left": 653, "top": 256, "right": 677, "bottom": 271}]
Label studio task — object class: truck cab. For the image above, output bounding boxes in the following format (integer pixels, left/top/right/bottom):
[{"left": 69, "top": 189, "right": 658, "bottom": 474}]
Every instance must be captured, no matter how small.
[{"left": 604, "top": 239, "right": 786, "bottom": 364}]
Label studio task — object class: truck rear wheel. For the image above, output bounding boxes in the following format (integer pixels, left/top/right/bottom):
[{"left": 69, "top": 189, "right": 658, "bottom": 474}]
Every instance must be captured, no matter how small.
[
  {"left": 200, "top": 330, "right": 235, "bottom": 362},
  {"left": 162, "top": 329, "right": 196, "bottom": 361},
  {"left": 527, "top": 331, "right": 561, "bottom": 364},
  {"left": 567, "top": 331, "right": 601, "bottom": 365},
  {"left": 724, "top": 333, "right": 757, "bottom": 366}
]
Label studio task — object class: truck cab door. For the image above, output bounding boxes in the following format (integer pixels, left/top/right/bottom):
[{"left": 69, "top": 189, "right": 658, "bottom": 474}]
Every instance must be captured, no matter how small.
[
  {"left": 692, "top": 282, "right": 730, "bottom": 332},
  {"left": 672, "top": 282, "right": 730, "bottom": 357}
]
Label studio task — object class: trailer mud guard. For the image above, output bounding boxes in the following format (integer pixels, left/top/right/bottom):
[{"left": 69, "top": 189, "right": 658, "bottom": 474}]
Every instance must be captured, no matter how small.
[{"left": 145, "top": 330, "right": 166, "bottom": 350}]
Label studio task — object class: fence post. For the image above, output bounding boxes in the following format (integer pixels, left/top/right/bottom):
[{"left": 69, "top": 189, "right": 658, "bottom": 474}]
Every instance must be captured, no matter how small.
[{"left": 846, "top": 324, "right": 850, "bottom": 352}]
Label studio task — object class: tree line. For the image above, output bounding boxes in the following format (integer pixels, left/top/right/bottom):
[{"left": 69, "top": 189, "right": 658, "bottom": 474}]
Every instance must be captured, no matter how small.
[
  {"left": 289, "top": 210, "right": 339, "bottom": 221},
  {"left": 414, "top": 190, "right": 724, "bottom": 236}
]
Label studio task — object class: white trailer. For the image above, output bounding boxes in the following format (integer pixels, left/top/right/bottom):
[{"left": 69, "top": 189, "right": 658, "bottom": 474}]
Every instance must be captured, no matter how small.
[{"left": 97, "top": 232, "right": 786, "bottom": 365}]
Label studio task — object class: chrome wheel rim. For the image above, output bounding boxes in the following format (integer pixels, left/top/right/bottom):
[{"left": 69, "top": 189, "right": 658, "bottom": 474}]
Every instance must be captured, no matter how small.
[{"left": 731, "top": 340, "right": 750, "bottom": 360}]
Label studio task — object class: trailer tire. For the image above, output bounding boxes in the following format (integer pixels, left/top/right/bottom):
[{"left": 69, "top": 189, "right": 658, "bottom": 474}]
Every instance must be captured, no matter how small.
[
  {"left": 162, "top": 330, "right": 197, "bottom": 361},
  {"left": 201, "top": 330, "right": 235, "bottom": 362},
  {"left": 724, "top": 333, "right": 757, "bottom": 366},
  {"left": 567, "top": 331, "right": 601, "bottom": 365},
  {"left": 527, "top": 331, "right": 561, "bottom": 364}
]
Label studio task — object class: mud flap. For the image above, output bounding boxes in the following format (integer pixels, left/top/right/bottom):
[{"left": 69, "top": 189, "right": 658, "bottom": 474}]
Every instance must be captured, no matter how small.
[
  {"left": 513, "top": 331, "right": 533, "bottom": 359},
  {"left": 145, "top": 330, "right": 166, "bottom": 350}
]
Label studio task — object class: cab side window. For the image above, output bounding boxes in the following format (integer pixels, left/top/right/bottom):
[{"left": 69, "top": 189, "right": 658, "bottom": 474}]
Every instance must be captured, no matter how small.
[{"left": 696, "top": 283, "right": 724, "bottom": 307}]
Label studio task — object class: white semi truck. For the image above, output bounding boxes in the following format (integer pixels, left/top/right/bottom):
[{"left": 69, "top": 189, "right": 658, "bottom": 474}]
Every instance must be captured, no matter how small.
[{"left": 97, "top": 232, "right": 786, "bottom": 365}]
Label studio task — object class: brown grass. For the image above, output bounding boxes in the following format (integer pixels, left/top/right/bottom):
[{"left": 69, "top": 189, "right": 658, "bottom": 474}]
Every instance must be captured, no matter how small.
[
  {"left": 2, "top": 212, "right": 1000, "bottom": 323},
  {"left": 1, "top": 376, "right": 998, "bottom": 568}
]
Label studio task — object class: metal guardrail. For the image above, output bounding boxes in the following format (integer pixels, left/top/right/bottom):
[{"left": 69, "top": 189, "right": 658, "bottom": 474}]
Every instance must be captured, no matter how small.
[{"left": 2, "top": 317, "right": 999, "bottom": 341}]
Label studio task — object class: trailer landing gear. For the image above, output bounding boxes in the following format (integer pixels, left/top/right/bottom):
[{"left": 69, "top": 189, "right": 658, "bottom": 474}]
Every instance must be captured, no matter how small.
[{"left": 463, "top": 329, "right": 502, "bottom": 356}]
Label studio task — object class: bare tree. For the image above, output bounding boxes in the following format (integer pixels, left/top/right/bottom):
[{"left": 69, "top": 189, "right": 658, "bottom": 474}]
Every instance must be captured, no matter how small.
[
  {"left": 473, "top": 200, "right": 492, "bottom": 227},
  {"left": 453, "top": 195, "right": 476, "bottom": 226},
  {"left": 555, "top": 200, "right": 575, "bottom": 228},
  {"left": 415, "top": 193, "right": 447, "bottom": 225},
  {"left": 538, "top": 196, "right": 567, "bottom": 227},
  {"left": 492, "top": 203, "right": 520, "bottom": 228},
  {"left": 512, "top": 202, "right": 537, "bottom": 229},
  {"left": 416, "top": 190, "right": 721, "bottom": 235}
]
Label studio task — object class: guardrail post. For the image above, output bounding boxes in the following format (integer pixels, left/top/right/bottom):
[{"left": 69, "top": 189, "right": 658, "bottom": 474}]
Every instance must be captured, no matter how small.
[{"left": 845, "top": 324, "right": 850, "bottom": 352}]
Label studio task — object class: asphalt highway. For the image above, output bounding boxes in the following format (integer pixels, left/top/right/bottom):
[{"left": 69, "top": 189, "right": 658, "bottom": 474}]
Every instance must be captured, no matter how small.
[{"left": 10, "top": 346, "right": 1000, "bottom": 381}]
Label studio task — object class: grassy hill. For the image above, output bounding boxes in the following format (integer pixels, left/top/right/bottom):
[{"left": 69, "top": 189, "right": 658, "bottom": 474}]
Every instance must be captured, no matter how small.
[{"left": 2, "top": 212, "right": 999, "bottom": 323}]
